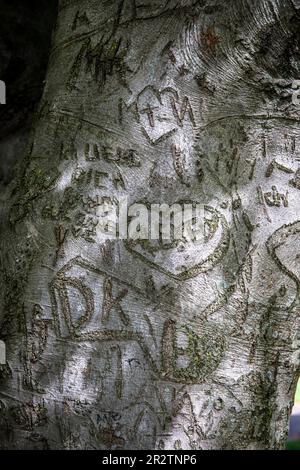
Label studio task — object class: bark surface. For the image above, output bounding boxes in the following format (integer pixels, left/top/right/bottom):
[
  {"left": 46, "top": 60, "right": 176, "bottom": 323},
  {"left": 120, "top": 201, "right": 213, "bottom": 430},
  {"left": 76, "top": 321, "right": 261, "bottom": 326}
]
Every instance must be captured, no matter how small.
[{"left": 1, "top": 0, "right": 300, "bottom": 450}]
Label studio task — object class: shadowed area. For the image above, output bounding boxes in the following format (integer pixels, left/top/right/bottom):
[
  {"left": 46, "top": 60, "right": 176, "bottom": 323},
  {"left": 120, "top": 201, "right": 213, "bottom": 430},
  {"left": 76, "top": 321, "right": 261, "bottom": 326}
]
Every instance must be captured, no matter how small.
[{"left": 0, "top": 0, "right": 58, "bottom": 187}]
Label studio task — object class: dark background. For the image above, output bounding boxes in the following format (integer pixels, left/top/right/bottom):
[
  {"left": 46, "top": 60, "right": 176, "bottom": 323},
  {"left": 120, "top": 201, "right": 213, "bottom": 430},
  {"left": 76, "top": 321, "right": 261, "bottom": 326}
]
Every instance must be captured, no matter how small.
[{"left": 0, "top": 0, "right": 58, "bottom": 188}]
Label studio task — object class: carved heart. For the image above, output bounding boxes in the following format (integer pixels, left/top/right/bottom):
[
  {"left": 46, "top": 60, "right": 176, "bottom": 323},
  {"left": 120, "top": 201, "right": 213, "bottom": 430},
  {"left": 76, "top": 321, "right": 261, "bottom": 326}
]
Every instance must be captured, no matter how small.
[
  {"left": 124, "top": 205, "right": 230, "bottom": 280},
  {"left": 136, "top": 86, "right": 195, "bottom": 145}
]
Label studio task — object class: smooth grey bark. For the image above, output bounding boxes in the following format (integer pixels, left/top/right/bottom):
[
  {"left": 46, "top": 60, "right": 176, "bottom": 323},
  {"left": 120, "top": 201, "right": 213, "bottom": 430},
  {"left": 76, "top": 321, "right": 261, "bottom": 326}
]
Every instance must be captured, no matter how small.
[
  {"left": 1, "top": 0, "right": 300, "bottom": 450},
  {"left": 0, "top": 0, "right": 58, "bottom": 187}
]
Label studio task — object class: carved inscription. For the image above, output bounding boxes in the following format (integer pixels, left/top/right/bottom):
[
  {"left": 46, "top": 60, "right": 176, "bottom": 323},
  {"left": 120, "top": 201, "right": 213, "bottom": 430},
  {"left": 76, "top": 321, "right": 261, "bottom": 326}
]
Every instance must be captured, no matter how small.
[
  {"left": 84, "top": 143, "right": 140, "bottom": 167},
  {"left": 49, "top": 257, "right": 225, "bottom": 384},
  {"left": 119, "top": 86, "right": 196, "bottom": 146},
  {"left": 67, "top": 36, "right": 131, "bottom": 91},
  {"left": 124, "top": 205, "right": 230, "bottom": 280},
  {"left": 264, "top": 186, "right": 288, "bottom": 208}
]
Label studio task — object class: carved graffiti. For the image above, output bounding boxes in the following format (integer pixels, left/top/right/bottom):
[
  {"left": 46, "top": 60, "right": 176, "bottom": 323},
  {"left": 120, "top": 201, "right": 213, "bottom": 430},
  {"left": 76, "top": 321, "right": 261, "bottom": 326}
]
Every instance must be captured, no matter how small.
[
  {"left": 53, "top": 225, "right": 69, "bottom": 265},
  {"left": 265, "top": 159, "right": 294, "bottom": 178},
  {"left": 22, "top": 304, "right": 50, "bottom": 392},
  {"left": 67, "top": 36, "right": 131, "bottom": 92},
  {"left": 119, "top": 86, "right": 196, "bottom": 146},
  {"left": 171, "top": 145, "right": 189, "bottom": 186},
  {"left": 266, "top": 220, "right": 300, "bottom": 301},
  {"left": 28, "top": 305, "right": 49, "bottom": 364},
  {"left": 72, "top": 10, "right": 90, "bottom": 31},
  {"left": 72, "top": 166, "right": 125, "bottom": 190},
  {"left": 102, "top": 278, "right": 129, "bottom": 326},
  {"left": 49, "top": 257, "right": 225, "bottom": 384},
  {"left": 10, "top": 401, "right": 48, "bottom": 431},
  {"left": 161, "top": 320, "right": 225, "bottom": 383},
  {"left": 290, "top": 169, "right": 300, "bottom": 190},
  {"left": 84, "top": 143, "right": 140, "bottom": 167},
  {"left": 59, "top": 141, "right": 77, "bottom": 161},
  {"left": 263, "top": 186, "right": 288, "bottom": 208}
]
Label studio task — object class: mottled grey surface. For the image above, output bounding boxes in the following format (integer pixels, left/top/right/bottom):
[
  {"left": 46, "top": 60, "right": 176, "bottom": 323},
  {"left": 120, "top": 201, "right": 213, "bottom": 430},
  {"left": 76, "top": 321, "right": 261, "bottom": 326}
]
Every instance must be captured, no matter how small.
[{"left": 1, "top": 0, "right": 300, "bottom": 450}]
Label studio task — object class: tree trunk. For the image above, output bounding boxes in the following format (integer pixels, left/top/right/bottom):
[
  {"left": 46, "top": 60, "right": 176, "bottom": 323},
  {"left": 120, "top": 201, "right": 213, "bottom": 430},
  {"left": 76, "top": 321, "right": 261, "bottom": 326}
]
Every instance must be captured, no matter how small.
[{"left": 1, "top": 0, "right": 300, "bottom": 450}]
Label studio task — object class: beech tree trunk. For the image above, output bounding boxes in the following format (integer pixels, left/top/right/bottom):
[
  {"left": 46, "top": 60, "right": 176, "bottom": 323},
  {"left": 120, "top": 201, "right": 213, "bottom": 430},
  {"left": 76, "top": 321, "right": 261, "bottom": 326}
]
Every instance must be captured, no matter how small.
[{"left": 1, "top": 0, "right": 300, "bottom": 450}]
